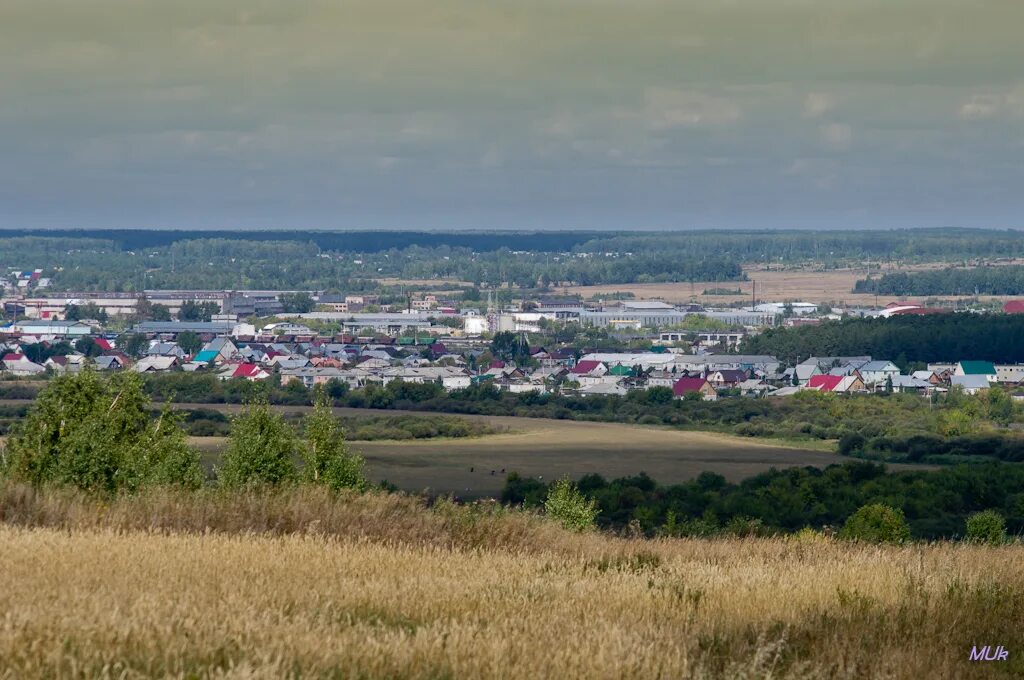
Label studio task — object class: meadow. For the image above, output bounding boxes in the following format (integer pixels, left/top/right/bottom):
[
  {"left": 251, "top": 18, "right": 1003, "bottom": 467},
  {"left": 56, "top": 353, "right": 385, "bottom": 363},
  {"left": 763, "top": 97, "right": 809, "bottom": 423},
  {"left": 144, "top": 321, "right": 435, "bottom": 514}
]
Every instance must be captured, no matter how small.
[
  {"left": 183, "top": 405, "right": 846, "bottom": 497},
  {"left": 0, "top": 485, "right": 1021, "bottom": 679}
]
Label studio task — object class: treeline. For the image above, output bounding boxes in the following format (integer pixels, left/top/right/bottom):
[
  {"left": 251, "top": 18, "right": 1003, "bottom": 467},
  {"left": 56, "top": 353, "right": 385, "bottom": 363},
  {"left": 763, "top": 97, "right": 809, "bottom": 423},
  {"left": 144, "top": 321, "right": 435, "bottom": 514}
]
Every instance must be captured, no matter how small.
[
  {"left": 11, "top": 227, "right": 1024, "bottom": 262},
  {"left": 742, "top": 314, "right": 1024, "bottom": 365},
  {"left": 3, "top": 236, "right": 742, "bottom": 290},
  {"left": 127, "top": 375, "right": 1024, "bottom": 463},
  {"left": 0, "top": 370, "right": 367, "bottom": 494},
  {"left": 10, "top": 227, "right": 1024, "bottom": 292},
  {"left": 855, "top": 265, "right": 1024, "bottom": 296},
  {"left": 502, "top": 462, "right": 1024, "bottom": 539},
  {"left": 181, "top": 407, "right": 497, "bottom": 441}
]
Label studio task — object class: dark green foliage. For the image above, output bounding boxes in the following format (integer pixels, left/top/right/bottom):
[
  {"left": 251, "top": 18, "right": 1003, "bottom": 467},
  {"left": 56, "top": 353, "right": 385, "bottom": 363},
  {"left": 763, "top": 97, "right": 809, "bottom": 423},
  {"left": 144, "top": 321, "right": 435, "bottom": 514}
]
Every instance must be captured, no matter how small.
[
  {"left": 65, "top": 302, "right": 107, "bottom": 324},
  {"left": 178, "top": 300, "right": 218, "bottom": 322},
  {"left": 279, "top": 292, "right": 316, "bottom": 313},
  {"left": 502, "top": 461, "right": 1024, "bottom": 540},
  {"left": 856, "top": 265, "right": 1024, "bottom": 296},
  {"left": 74, "top": 337, "right": 103, "bottom": 358},
  {"left": 176, "top": 331, "right": 203, "bottom": 356},
  {"left": 839, "top": 504, "right": 911, "bottom": 543},
  {"left": 743, "top": 314, "right": 1024, "bottom": 365}
]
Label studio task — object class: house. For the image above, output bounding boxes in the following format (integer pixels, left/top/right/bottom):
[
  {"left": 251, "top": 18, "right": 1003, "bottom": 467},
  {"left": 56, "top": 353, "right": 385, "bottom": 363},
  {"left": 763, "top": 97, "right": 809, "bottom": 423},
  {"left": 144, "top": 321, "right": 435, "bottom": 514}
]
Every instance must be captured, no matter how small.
[
  {"left": 950, "top": 374, "right": 991, "bottom": 395},
  {"left": 856, "top": 360, "right": 901, "bottom": 386},
  {"left": 807, "top": 374, "right": 867, "bottom": 393},
  {"left": 192, "top": 349, "right": 220, "bottom": 364},
  {"left": 570, "top": 360, "right": 608, "bottom": 386},
  {"left": 94, "top": 355, "right": 125, "bottom": 371},
  {"left": 146, "top": 342, "right": 187, "bottom": 359},
  {"left": 227, "top": 363, "right": 270, "bottom": 381},
  {"left": 132, "top": 356, "right": 179, "bottom": 373},
  {"left": 736, "top": 378, "right": 772, "bottom": 397},
  {"left": 912, "top": 370, "right": 943, "bottom": 385},
  {"left": 577, "top": 382, "right": 628, "bottom": 397},
  {"left": 881, "top": 375, "right": 933, "bottom": 394},
  {"left": 672, "top": 377, "right": 717, "bottom": 401},
  {"left": 707, "top": 369, "right": 747, "bottom": 387},
  {"left": 1, "top": 354, "right": 46, "bottom": 376},
  {"left": 955, "top": 361, "right": 997, "bottom": 382},
  {"left": 202, "top": 337, "right": 238, "bottom": 362}
]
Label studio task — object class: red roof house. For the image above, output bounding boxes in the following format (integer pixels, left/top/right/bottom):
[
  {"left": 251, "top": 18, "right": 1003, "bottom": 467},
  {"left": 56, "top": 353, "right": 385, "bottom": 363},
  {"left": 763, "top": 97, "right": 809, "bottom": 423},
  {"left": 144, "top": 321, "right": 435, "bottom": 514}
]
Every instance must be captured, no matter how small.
[{"left": 672, "top": 377, "right": 716, "bottom": 400}]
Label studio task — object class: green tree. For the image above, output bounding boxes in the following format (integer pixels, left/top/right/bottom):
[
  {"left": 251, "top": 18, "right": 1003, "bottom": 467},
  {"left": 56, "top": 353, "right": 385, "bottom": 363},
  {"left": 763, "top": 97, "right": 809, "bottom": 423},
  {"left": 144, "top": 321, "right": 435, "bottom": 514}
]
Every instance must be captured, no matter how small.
[
  {"left": 177, "top": 331, "right": 203, "bottom": 356},
  {"left": 178, "top": 300, "right": 217, "bottom": 322},
  {"left": 65, "top": 302, "right": 108, "bottom": 324},
  {"left": 0, "top": 369, "right": 201, "bottom": 493},
  {"left": 544, "top": 478, "right": 598, "bottom": 531},
  {"left": 302, "top": 391, "right": 366, "bottom": 490},
  {"left": 219, "top": 399, "right": 299, "bottom": 488},
  {"left": 117, "top": 333, "right": 149, "bottom": 359},
  {"left": 965, "top": 510, "right": 1006, "bottom": 544},
  {"left": 986, "top": 386, "right": 1014, "bottom": 426},
  {"left": 280, "top": 292, "right": 315, "bottom": 313},
  {"left": 839, "top": 503, "right": 910, "bottom": 544},
  {"left": 75, "top": 336, "right": 103, "bottom": 358}
]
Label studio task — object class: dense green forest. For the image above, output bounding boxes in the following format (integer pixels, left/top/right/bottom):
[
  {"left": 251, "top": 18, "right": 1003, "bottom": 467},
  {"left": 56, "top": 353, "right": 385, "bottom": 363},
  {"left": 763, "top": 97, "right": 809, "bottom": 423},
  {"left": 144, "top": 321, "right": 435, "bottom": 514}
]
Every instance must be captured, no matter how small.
[
  {"left": 4, "top": 227, "right": 1024, "bottom": 291},
  {"left": 502, "top": 461, "right": 1024, "bottom": 539},
  {"left": 854, "top": 265, "right": 1024, "bottom": 296},
  {"left": 0, "top": 236, "right": 741, "bottom": 290},
  {"left": 742, "top": 314, "right": 1024, "bottom": 365}
]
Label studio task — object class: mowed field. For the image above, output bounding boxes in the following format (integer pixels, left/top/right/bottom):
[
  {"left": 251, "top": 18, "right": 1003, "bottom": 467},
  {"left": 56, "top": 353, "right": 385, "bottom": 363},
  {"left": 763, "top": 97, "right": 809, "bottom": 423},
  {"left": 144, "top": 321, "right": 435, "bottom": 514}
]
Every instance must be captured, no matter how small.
[
  {"left": 181, "top": 404, "right": 847, "bottom": 497},
  {"left": 559, "top": 264, "right": 1023, "bottom": 307}
]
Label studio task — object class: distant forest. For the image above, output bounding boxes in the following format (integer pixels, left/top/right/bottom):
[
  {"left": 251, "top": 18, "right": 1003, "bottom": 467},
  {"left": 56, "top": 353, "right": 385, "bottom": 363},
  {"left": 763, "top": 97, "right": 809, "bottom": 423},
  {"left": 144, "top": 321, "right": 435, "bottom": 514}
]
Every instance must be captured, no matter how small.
[
  {"left": 855, "top": 265, "right": 1024, "bottom": 296},
  {"left": 2, "top": 227, "right": 1024, "bottom": 291},
  {"left": 741, "top": 314, "right": 1024, "bottom": 366}
]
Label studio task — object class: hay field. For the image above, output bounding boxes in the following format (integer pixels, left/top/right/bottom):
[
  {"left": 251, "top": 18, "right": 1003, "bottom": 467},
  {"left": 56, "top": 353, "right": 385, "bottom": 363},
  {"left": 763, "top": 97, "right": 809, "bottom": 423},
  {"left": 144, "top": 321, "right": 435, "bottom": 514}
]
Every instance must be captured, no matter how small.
[
  {"left": 1, "top": 490, "right": 1022, "bottom": 679},
  {"left": 185, "top": 406, "right": 843, "bottom": 496},
  {"left": 558, "top": 265, "right": 1015, "bottom": 306}
]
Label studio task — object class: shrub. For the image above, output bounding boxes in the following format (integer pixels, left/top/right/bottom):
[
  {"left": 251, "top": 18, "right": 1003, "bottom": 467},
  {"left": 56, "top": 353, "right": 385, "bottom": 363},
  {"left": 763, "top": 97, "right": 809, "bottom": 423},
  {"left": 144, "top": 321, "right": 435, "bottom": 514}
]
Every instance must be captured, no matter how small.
[
  {"left": 302, "top": 393, "right": 367, "bottom": 492},
  {"left": 219, "top": 400, "right": 299, "bottom": 488},
  {"left": 965, "top": 510, "right": 1007, "bottom": 545},
  {"left": 544, "top": 478, "right": 597, "bottom": 532},
  {"left": 839, "top": 503, "right": 911, "bottom": 543},
  {"left": 0, "top": 369, "right": 202, "bottom": 493}
]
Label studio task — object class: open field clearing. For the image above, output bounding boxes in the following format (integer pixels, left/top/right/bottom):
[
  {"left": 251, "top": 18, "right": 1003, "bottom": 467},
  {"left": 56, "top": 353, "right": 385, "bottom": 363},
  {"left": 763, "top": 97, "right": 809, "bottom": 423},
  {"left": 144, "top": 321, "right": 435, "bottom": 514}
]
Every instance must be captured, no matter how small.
[
  {"left": 560, "top": 264, "right": 1024, "bottom": 307},
  {"left": 1, "top": 498, "right": 1022, "bottom": 679},
  {"left": 179, "top": 405, "right": 846, "bottom": 496}
]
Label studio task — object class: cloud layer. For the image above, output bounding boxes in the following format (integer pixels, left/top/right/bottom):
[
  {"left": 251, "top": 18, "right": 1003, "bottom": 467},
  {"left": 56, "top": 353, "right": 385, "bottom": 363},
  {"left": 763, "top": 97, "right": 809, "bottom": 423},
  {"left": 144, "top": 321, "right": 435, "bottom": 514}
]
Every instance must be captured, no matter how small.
[{"left": 1, "top": 0, "right": 1022, "bottom": 230}]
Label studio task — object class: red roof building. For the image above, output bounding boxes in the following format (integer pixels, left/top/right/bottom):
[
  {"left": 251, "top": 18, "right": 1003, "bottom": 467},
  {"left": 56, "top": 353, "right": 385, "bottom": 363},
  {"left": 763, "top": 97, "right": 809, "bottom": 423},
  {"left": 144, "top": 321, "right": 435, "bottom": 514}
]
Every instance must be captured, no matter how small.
[
  {"left": 571, "top": 360, "right": 603, "bottom": 375},
  {"left": 672, "top": 377, "right": 714, "bottom": 399},
  {"left": 1004, "top": 300, "right": 1024, "bottom": 314}
]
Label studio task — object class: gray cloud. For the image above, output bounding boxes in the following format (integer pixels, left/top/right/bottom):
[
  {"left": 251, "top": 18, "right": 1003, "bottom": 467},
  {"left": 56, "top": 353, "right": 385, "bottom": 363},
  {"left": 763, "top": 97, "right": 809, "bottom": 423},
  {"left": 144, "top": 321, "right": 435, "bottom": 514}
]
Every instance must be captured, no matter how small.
[{"left": 0, "top": 0, "right": 1022, "bottom": 229}]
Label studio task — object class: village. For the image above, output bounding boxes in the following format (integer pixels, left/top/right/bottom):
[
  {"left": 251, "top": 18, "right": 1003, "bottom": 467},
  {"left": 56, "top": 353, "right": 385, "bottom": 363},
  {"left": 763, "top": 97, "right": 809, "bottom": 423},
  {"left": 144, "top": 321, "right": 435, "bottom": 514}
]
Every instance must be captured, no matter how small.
[{"left": 0, "top": 286, "right": 1017, "bottom": 401}]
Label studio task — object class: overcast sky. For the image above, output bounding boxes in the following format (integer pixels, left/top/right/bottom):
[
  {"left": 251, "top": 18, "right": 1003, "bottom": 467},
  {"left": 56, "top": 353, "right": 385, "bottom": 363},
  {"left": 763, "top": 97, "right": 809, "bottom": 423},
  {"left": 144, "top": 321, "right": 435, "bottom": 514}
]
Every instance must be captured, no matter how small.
[{"left": 1, "top": 0, "right": 1022, "bottom": 231}]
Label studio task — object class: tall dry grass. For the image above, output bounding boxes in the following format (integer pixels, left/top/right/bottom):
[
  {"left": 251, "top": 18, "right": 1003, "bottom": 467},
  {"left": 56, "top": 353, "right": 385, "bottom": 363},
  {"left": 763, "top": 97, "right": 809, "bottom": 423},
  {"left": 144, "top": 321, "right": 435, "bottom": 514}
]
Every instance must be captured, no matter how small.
[{"left": 2, "top": 484, "right": 1023, "bottom": 678}]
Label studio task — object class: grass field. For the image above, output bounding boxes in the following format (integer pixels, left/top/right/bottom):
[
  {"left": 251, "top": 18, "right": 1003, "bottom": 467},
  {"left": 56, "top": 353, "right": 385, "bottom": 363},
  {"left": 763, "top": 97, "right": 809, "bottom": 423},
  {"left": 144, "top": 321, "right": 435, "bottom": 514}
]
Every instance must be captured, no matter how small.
[
  {"left": 183, "top": 405, "right": 848, "bottom": 496},
  {"left": 559, "top": 264, "right": 1024, "bottom": 307},
  {"left": 1, "top": 486, "right": 1021, "bottom": 679}
]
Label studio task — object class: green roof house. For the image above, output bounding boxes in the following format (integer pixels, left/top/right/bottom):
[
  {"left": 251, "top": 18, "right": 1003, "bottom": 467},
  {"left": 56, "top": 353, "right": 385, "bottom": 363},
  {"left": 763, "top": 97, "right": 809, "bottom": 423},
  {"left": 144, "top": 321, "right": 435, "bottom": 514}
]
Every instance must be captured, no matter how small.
[
  {"left": 608, "top": 364, "right": 635, "bottom": 377},
  {"left": 955, "top": 361, "right": 996, "bottom": 378}
]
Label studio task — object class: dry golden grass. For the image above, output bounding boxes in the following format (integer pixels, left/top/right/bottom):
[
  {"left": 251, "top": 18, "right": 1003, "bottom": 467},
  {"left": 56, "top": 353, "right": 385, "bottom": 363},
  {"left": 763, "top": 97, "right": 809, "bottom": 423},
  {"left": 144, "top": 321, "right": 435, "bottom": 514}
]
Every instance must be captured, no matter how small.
[
  {"left": 2, "top": 485, "right": 1023, "bottom": 679},
  {"left": 560, "top": 264, "right": 1024, "bottom": 307}
]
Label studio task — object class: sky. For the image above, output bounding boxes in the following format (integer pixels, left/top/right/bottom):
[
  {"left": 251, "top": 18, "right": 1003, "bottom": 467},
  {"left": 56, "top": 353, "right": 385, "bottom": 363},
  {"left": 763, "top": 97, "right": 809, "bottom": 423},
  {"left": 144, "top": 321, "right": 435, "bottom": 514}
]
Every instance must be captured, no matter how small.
[{"left": 1, "top": 0, "right": 1022, "bottom": 231}]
